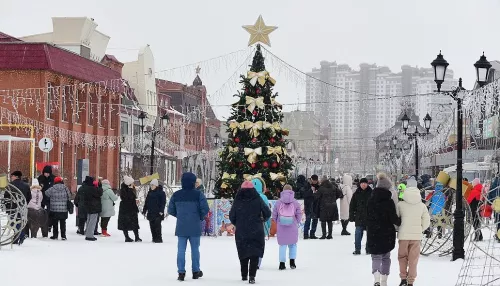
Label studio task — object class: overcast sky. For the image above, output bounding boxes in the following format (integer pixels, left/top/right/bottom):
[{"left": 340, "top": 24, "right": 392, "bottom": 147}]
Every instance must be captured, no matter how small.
[{"left": 2, "top": 0, "right": 500, "bottom": 119}]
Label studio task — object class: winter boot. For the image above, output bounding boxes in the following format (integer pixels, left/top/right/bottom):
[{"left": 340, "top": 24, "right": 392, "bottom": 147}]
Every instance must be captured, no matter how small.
[
  {"left": 381, "top": 274, "right": 388, "bottom": 286},
  {"left": 304, "top": 234, "right": 309, "bottom": 240},
  {"left": 290, "top": 259, "right": 296, "bottom": 269},
  {"left": 177, "top": 273, "right": 185, "bottom": 281},
  {"left": 353, "top": 250, "right": 361, "bottom": 255},
  {"left": 123, "top": 231, "right": 134, "bottom": 242},
  {"left": 279, "top": 262, "right": 286, "bottom": 270},
  {"left": 309, "top": 234, "right": 318, "bottom": 239},
  {"left": 249, "top": 277, "right": 255, "bottom": 284},
  {"left": 193, "top": 271, "right": 203, "bottom": 279},
  {"left": 102, "top": 229, "right": 110, "bottom": 237},
  {"left": 341, "top": 220, "right": 351, "bottom": 235},
  {"left": 373, "top": 271, "right": 381, "bottom": 286},
  {"left": 399, "top": 279, "right": 408, "bottom": 286}
]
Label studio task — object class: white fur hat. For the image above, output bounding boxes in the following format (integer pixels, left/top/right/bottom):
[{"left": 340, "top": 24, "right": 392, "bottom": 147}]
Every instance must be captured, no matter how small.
[
  {"left": 150, "top": 179, "right": 159, "bottom": 187},
  {"left": 31, "top": 178, "right": 40, "bottom": 187},
  {"left": 123, "top": 176, "right": 134, "bottom": 186}
]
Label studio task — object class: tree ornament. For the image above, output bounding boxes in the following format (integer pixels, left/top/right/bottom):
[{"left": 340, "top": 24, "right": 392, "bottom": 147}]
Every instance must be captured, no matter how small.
[
  {"left": 252, "top": 138, "right": 258, "bottom": 143},
  {"left": 241, "top": 108, "right": 246, "bottom": 113},
  {"left": 256, "top": 88, "right": 261, "bottom": 94},
  {"left": 234, "top": 137, "right": 240, "bottom": 143},
  {"left": 280, "top": 138, "right": 284, "bottom": 142},
  {"left": 253, "top": 110, "right": 258, "bottom": 116},
  {"left": 271, "top": 162, "right": 278, "bottom": 168},
  {"left": 270, "top": 137, "right": 275, "bottom": 143},
  {"left": 263, "top": 161, "right": 269, "bottom": 168},
  {"left": 242, "top": 15, "right": 278, "bottom": 47},
  {"left": 239, "top": 162, "right": 243, "bottom": 167},
  {"left": 251, "top": 163, "right": 257, "bottom": 169}
]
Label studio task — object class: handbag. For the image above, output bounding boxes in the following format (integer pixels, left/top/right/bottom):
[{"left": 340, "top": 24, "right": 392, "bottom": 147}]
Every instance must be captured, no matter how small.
[{"left": 66, "top": 189, "right": 74, "bottom": 214}]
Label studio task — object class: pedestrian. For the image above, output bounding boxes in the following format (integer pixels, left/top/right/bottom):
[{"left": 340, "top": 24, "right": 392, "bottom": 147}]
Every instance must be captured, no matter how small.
[
  {"left": 488, "top": 175, "right": 500, "bottom": 242},
  {"left": 301, "top": 174, "right": 319, "bottom": 239},
  {"left": 80, "top": 176, "right": 102, "bottom": 241},
  {"left": 142, "top": 179, "right": 166, "bottom": 243},
  {"left": 27, "top": 179, "right": 45, "bottom": 238},
  {"left": 366, "top": 173, "right": 401, "bottom": 286},
  {"left": 93, "top": 179, "right": 103, "bottom": 236},
  {"left": 167, "top": 172, "right": 209, "bottom": 281},
  {"left": 99, "top": 179, "right": 118, "bottom": 237},
  {"left": 195, "top": 178, "right": 205, "bottom": 194},
  {"left": 315, "top": 175, "right": 343, "bottom": 239},
  {"left": 467, "top": 178, "right": 483, "bottom": 241},
  {"left": 349, "top": 177, "right": 373, "bottom": 255},
  {"left": 398, "top": 183, "right": 407, "bottom": 202},
  {"left": 9, "top": 171, "right": 31, "bottom": 244},
  {"left": 74, "top": 182, "right": 88, "bottom": 235},
  {"left": 397, "top": 177, "right": 430, "bottom": 286},
  {"left": 229, "top": 181, "right": 272, "bottom": 284},
  {"left": 272, "top": 184, "right": 302, "bottom": 270},
  {"left": 45, "top": 177, "right": 72, "bottom": 240},
  {"left": 118, "top": 176, "right": 142, "bottom": 242},
  {"left": 251, "top": 177, "right": 271, "bottom": 269},
  {"left": 340, "top": 174, "right": 353, "bottom": 235}
]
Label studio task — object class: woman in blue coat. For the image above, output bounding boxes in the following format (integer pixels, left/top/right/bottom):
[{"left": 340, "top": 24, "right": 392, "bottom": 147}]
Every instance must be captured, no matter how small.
[{"left": 251, "top": 178, "right": 271, "bottom": 269}]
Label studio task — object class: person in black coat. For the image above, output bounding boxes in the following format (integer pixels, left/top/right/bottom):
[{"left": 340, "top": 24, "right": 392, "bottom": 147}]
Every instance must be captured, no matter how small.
[
  {"left": 349, "top": 177, "right": 373, "bottom": 255},
  {"left": 118, "top": 176, "right": 141, "bottom": 242},
  {"left": 142, "top": 179, "right": 167, "bottom": 243},
  {"left": 229, "top": 181, "right": 272, "bottom": 284},
  {"left": 8, "top": 171, "right": 31, "bottom": 244},
  {"left": 37, "top": 165, "right": 55, "bottom": 237},
  {"left": 315, "top": 176, "right": 343, "bottom": 239},
  {"left": 366, "top": 173, "right": 401, "bottom": 285},
  {"left": 74, "top": 183, "right": 88, "bottom": 235},
  {"left": 78, "top": 176, "right": 102, "bottom": 241},
  {"left": 300, "top": 174, "right": 320, "bottom": 239}
]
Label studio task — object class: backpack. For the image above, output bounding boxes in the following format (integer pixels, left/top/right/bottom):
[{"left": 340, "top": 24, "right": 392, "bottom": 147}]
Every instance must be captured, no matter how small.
[{"left": 278, "top": 202, "right": 296, "bottom": 226}]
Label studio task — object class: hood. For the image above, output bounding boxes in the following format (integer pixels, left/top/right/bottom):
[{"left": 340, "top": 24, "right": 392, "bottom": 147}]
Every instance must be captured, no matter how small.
[
  {"left": 279, "top": 189, "right": 295, "bottom": 203},
  {"left": 181, "top": 172, "right": 197, "bottom": 190},
  {"left": 372, "top": 187, "right": 393, "bottom": 201},
  {"left": 343, "top": 174, "right": 352, "bottom": 186},
  {"left": 252, "top": 178, "right": 264, "bottom": 195},
  {"left": 403, "top": 187, "right": 422, "bottom": 204},
  {"left": 297, "top": 175, "right": 306, "bottom": 185},
  {"left": 102, "top": 183, "right": 112, "bottom": 191},
  {"left": 83, "top": 176, "right": 94, "bottom": 186},
  {"left": 421, "top": 174, "right": 431, "bottom": 184},
  {"left": 321, "top": 179, "right": 334, "bottom": 189},
  {"left": 235, "top": 187, "right": 259, "bottom": 202},
  {"left": 42, "top": 165, "right": 53, "bottom": 174}
]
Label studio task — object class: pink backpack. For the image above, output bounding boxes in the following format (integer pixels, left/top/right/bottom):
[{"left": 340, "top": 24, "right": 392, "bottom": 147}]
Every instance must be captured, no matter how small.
[{"left": 278, "top": 203, "right": 296, "bottom": 226}]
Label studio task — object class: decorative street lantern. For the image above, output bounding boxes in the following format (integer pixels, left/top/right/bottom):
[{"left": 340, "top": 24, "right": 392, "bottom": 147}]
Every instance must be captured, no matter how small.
[
  {"left": 474, "top": 52, "right": 492, "bottom": 87},
  {"left": 431, "top": 51, "right": 449, "bottom": 92}
]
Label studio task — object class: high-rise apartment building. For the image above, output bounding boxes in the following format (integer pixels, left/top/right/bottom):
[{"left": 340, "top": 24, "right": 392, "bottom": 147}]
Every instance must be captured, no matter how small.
[{"left": 306, "top": 61, "right": 457, "bottom": 174}]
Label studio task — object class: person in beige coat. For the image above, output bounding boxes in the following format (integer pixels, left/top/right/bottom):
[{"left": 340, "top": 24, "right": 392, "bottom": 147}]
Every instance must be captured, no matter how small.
[
  {"left": 396, "top": 177, "right": 431, "bottom": 286},
  {"left": 339, "top": 174, "right": 353, "bottom": 235}
]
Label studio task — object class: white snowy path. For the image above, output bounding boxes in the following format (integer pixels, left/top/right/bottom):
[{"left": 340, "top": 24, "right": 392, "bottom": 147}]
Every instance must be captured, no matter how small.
[{"left": 2, "top": 215, "right": 461, "bottom": 285}]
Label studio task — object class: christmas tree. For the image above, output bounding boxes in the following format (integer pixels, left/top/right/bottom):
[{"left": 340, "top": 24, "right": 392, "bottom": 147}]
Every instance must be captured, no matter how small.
[{"left": 214, "top": 44, "right": 293, "bottom": 199}]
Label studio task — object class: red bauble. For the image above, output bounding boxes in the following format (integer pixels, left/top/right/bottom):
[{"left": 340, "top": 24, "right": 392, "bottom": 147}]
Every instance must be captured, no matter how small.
[
  {"left": 256, "top": 89, "right": 261, "bottom": 94},
  {"left": 241, "top": 108, "right": 246, "bottom": 113},
  {"left": 253, "top": 110, "right": 258, "bottom": 116},
  {"left": 251, "top": 163, "right": 257, "bottom": 169},
  {"left": 271, "top": 162, "right": 278, "bottom": 168},
  {"left": 245, "top": 88, "right": 249, "bottom": 93},
  {"left": 280, "top": 138, "right": 284, "bottom": 142},
  {"left": 263, "top": 161, "right": 269, "bottom": 168},
  {"left": 270, "top": 138, "right": 275, "bottom": 143},
  {"left": 251, "top": 138, "right": 258, "bottom": 143},
  {"left": 234, "top": 137, "right": 240, "bottom": 143},
  {"left": 239, "top": 162, "right": 243, "bottom": 167}
]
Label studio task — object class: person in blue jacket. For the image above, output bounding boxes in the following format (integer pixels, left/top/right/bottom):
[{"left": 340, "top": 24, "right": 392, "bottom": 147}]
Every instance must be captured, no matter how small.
[
  {"left": 142, "top": 179, "right": 167, "bottom": 243},
  {"left": 251, "top": 177, "right": 272, "bottom": 269},
  {"left": 167, "top": 173, "right": 209, "bottom": 281}
]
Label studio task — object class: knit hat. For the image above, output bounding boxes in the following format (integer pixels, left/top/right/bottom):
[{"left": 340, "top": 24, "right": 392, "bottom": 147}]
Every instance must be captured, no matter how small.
[
  {"left": 406, "top": 177, "right": 418, "bottom": 188},
  {"left": 84, "top": 176, "right": 94, "bottom": 185},
  {"left": 283, "top": 184, "right": 293, "bottom": 191},
  {"left": 472, "top": 178, "right": 480, "bottom": 187},
  {"left": 31, "top": 178, "right": 40, "bottom": 187},
  {"left": 241, "top": 181, "right": 254, "bottom": 189},
  {"left": 54, "top": 177, "right": 64, "bottom": 184},
  {"left": 123, "top": 176, "right": 134, "bottom": 186},
  {"left": 150, "top": 179, "right": 159, "bottom": 187},
  {"left": 101, "top": 179, "right": 110, "bottom": 185},
  {"left": 376, "top": 173, "right": 393, "bottom": 190},
  {"left": 359, "top": 178, "right": 369, "bottom": 184},
  {"left": 10, "top": 171, "right": 22, "bottom": 178}
]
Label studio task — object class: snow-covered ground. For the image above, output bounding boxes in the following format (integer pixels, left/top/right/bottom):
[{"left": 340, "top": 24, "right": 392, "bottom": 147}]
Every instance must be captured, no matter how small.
[{"left": 2, "top": 214, "right": 462, "bottom": 285}]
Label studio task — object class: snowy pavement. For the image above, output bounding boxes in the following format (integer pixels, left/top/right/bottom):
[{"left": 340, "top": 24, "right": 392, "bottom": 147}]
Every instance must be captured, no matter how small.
[{"left": 2, "top": 214, "right": 462, "bottom": 285}]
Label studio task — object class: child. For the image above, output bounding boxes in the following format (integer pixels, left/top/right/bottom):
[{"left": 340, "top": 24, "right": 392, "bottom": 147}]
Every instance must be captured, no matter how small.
[
  {"left": 272, "top": 184, "right": 302, "bottom": 270},
  {"left": 367, "top": 173, "right": 401, "bottom": 286},
  {"left": 27, "top": 179, "right": 45, "bottom": 238},
  {"left": 397, "top": 177, "right": 430, "bottom": 286},
  {"left": 142, "top": 179, "right": 166, "bottom": 243}
]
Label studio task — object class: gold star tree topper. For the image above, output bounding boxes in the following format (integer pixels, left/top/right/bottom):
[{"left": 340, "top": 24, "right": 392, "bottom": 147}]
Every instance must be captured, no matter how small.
[{"left": 243, "top": 15, "right": 277, "bottom": 47}]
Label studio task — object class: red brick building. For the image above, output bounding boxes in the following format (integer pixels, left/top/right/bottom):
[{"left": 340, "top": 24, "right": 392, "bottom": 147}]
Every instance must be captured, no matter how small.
[{"left": 0, "top": 32, "right": 122, "bottom": 191}]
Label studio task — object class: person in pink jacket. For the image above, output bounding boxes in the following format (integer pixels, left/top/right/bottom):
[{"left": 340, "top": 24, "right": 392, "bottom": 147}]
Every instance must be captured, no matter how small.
[
  {"left": 27, "top": 179, "right": 47, "bottom": 238},
  {"left": 272, "top": 184, "right": 302, "bottom": 271}
]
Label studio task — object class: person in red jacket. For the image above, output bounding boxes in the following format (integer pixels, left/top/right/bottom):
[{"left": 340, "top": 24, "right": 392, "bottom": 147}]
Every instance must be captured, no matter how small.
[{"left": 467, "top": 178, "right": 483, "bottom": 241}]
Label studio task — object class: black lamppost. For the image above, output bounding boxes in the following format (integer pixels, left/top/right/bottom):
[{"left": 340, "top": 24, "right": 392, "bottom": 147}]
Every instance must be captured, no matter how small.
[
  {"left": 138, "top": 111, "right": 170, "bottom": 175},
  {"left": 431, "top": 51, "right": 491, "bottom": 261},
  {"left": 401, "top": 112, "right": 432, "bottom": 178},
  {"left": 213, "top": 133, "right": 220, "bottom": 148}
]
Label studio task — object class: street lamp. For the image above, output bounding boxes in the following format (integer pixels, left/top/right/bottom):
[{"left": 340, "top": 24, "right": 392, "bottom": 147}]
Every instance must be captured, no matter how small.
[
  {"left": 213, "top": 133, "right": 220, "bottom": 147},
  {"left": 431, "top": 51, "right": 491, "bottom": 261},
  {"left": 139, "top": 111, "right": 170, "bottom": 175},
  {"left": 400, "top": 112, "right": 432, "bottom": 178}
]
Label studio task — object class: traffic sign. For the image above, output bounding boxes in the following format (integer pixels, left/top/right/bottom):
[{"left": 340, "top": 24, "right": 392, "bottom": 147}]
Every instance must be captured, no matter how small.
[{"left": 38, "top": 137, "right": 54, "bottom": 153}]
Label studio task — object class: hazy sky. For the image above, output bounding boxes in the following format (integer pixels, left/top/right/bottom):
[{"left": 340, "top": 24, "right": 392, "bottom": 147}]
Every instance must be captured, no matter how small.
[{"left": 2, "top": 0, "right": 500, "bottom": 119}]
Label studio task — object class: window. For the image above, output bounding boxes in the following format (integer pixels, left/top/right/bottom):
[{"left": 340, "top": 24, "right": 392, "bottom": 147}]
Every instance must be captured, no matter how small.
[
  {"left": 62, "top": 86, "right": 69, "bottom": 122},
  {"left": 72, "top": 87, "right": 80, "bottom": 124},
  {"left": 97, "top": 97, "right": 102, "bottom": 126},
  {"left": 46, "top": 82, "right": 53, "bottom": 119},
  {"left": 121, "top": 121, "right": 129, "bottom": 136},
  {"left": 87, "top": 93, "right": 92, "bottom": 125},
  {"left": 133, "top": 124, "right": 141, "bottom": 136}
]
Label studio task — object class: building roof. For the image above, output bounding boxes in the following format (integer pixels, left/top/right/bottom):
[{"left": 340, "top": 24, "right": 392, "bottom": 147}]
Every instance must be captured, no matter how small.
[
  {"left": 193, "top": 75, "right": 203, "bottom": 86},
  {"left": 102, "top": 54, "right": 123, "bottom": 65},
  {"left": 0, "top": 32, "right": 22, "bottom": 43},
  {"left": 0, "top": 42, "right": 121, "bottom": 82}
]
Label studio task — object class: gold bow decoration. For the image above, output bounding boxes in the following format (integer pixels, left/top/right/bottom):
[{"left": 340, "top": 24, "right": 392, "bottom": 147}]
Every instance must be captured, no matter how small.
[
  {"left": 243, "top": 173, "right": 262, "bottom": 181},
  {"left": 221, "top": 172, "right": 237, "bottom": 189},
  {"left": 262, "top": 122, "right": 281, "bottom": 136},
  {"left": 244, "top": 147, "right": 262, "bottom": 163},
  {"left": 228, "top": 121, "right": 244, "bottom": 136},
  {"left": 247, "top": 71, "right": 276, "bottom": 86},
  {"left": 267, "top": 146, "right": 283, "bottom": 162},
  {"left": 228, "top": 146, "right": 239, "bottom": 154},
  {"left": 271, "top": 98, "right": 282, "bottom": 107},
  {"left": 245, "top": 96, "right": 265, "bottom": 113},
  {"left": 270, "top": 172, "right": 285, "bottom": 181},
  {"left": 243, "top": 121, "right": 263, "bottom": 137}
]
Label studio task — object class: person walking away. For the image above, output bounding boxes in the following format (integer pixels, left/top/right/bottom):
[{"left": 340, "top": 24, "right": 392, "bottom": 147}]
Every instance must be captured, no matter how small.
[
  {"left": 167, "top": 172, "right": 209, "bottom": 281},
  {"left": 229, "top": 181, "right": 272, "bottom": 284},
  {"left": 99, "top": 179, "right": 118, "bottom": 237},
  {"left": 37, "top": 166, "right": 55, "bottom": 234},
  {"left": 397, "top": 177, "right": 430, "bottom": 286},
  {"left": 45, "top": 177, "right": 72, "bottom": 240},
  {"left": 297, "top": 175, "right": 313, "bottom": 239},
  {"left": 272, "top": 184, "right": 302, "bottom": 270},
  {"left": 118, "top": 176, "right": 142, "bottom": 242},
  {"left": 315, "top": 175, "right": 343, "bottom": 239},
  {"left": 93, "top": 179, "right": 103, "bottom": 236},
  {"left": 349, "top": 177, "right": 373, "bottom": 255},
  {"left": 80, "top": 176, "right": 102, "bottom": 241},
  {"left": 251, "top": 177, "right": 271, "bottom": 269},
  {"left": 467, "top": 178, "right": 484, "bottom": 241},
  {"left": 366, "top": 173, "right": 401, "bottom": 286},
  {"left": 398, "top": 184, "right": 407, "bottom": 202},
  {"left": 27, "top": 179, "right": 45, "bottom": 238},
  {"left": 488, "top": 175, "right": 500, "bottom": 242},
  {"left": 143, "top": 179, "right": 167, "bottom": 243},
  {"left": 9, "top": 171, "right": 31, "bottom": 243},
  {"left": 74, "top": 183, "right": 88, "bottom": 235},
  {"left": 340, "top": 174, "right": 353, "bottom": 235}
]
